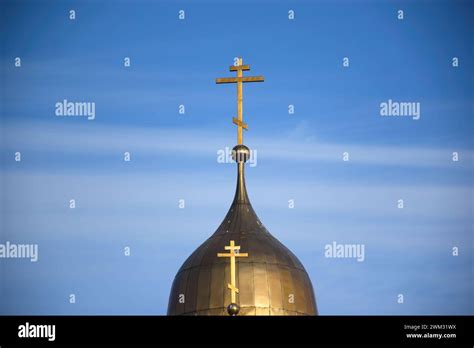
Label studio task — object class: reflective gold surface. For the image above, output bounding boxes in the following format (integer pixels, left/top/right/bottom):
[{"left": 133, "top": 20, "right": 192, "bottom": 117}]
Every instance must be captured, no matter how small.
[
  {"left": 167, "top": 148, "right": 318, "bottom": 315},
  {"left": 167, "top": 60, "right": 317, "bottom": 316}
]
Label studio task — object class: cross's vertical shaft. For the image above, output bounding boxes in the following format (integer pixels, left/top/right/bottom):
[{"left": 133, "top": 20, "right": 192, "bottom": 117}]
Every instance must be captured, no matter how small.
[
  {"left": 237, "top": 57, "right": 243, "bottom": 145},
  {"left": 230, "top": 245, "right": 237, "bottom": 303}
]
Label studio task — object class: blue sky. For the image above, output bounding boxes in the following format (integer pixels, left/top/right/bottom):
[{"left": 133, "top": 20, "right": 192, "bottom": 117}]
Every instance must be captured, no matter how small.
[{"left": 0, "top": 0, "right": 472, "bottom": 315}]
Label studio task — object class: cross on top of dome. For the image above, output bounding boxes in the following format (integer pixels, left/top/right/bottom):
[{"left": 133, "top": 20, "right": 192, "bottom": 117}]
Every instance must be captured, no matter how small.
[{"left": 215, "top": 57, "right": 264, "bottom": 145}]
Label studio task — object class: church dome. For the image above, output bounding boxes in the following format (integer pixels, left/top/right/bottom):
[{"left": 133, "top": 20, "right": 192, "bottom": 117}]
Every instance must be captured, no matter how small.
[
  {"left": 167, "top": 146, "right": 318, "bottom": 315},
  {"left": 167, "top": 58, "right": 318, "bottom": 316}
]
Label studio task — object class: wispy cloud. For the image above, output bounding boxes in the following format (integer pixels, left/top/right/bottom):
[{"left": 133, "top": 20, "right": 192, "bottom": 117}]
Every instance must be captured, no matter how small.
[{"left": 3, "top": 120, "right": 473, "bottom": 168}]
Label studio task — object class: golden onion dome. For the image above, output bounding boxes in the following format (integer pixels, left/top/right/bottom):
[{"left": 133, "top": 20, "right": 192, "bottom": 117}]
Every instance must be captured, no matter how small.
[
  {"left": 168, "top": 58, "right": 317, "bottom": 316},
  {"left": 167, "top": 145, "right": 318, "bottom": 315}
]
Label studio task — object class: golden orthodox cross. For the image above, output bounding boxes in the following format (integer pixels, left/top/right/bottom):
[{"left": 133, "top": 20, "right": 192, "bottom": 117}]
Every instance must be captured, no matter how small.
[
  {"left": 217, "top": 240, "right": 249, "bottom": 304},
  {"left": 215, "top": 57, "right": 264, "bottom": 145}
]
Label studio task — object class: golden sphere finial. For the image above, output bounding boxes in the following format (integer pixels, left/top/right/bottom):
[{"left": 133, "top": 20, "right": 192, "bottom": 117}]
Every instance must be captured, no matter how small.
[
  {"left": 227, "top": 303, "right": 240, "bottom": 316},
  {"left": 232, "top": 144, "right": 250, "bottom": 163}
]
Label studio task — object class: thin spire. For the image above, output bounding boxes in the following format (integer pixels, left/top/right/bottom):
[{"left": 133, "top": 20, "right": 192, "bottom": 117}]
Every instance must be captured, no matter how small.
[{"left": 234, "top": 160, "right": 250, "bottom": 204}]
